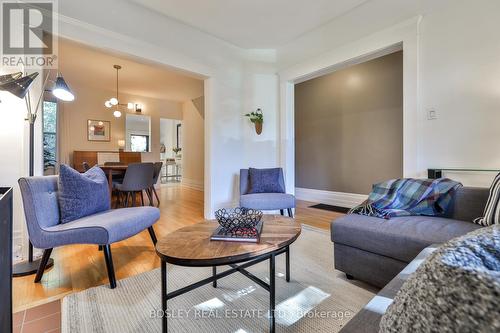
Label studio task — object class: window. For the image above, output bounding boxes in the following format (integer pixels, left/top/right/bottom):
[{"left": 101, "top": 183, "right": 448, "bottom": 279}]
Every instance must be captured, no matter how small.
[
  {"left": 43, "top": 101, "right": 57, "bottom": 175},
  {"left": 130, "top": 134, "right": 149, "bottom": 152}
]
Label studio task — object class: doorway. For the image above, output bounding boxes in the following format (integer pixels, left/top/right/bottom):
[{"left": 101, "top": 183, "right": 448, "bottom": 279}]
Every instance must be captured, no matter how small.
[
  {"left": 160, "top": 118, "right": 182, "bottom": 183},
  {"left": 294, "top": 51, "right": 403, "bottom": 198}
]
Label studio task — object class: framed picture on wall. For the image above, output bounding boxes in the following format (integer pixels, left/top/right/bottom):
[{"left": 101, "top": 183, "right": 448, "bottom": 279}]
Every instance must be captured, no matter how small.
[{"left": 87, "top": 119, "right": 111, "bottom": 141}]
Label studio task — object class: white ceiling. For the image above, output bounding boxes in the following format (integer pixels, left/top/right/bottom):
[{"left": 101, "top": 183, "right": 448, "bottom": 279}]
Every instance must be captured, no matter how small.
[
  {"left": 58, "top": 39, "right": 204, "bottom": 102},
  {"left": 130, "top": 0, "right": 371, "bottom": 48}
]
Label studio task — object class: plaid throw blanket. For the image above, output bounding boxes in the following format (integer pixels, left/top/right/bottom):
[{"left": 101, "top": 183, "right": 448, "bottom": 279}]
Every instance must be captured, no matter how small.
[{"left": 349, "top": 178, "right": 462, "bottom": 219}]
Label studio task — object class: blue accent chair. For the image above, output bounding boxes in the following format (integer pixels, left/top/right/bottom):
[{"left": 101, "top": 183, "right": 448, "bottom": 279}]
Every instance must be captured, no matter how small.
[
  {"left": 239, "top": 168, "right": 296, "bottom": 217},
  {"left": 18, "top": 176, "right": 160, "bottom": 289}
]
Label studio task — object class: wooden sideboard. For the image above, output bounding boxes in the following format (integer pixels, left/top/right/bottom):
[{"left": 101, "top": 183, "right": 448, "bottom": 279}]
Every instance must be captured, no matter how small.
[{"left": 73, "top": 151, "right": 141, "bottom": 172}]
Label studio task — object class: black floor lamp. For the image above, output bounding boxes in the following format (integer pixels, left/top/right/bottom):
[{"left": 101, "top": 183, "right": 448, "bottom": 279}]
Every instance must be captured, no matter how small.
[{"left": 0, "top": 70, "right": 74, "bottom": 277}]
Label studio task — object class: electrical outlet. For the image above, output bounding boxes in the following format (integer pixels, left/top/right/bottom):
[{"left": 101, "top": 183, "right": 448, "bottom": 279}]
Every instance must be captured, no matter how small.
[{"left": 427, "top": 109, "right": 437, "bottom": 120}]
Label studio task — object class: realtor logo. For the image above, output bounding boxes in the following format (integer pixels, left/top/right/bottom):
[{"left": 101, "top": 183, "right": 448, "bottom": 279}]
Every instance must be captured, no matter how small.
[{"left": 1, "top": 0, "right": 58, "bottom": 68}]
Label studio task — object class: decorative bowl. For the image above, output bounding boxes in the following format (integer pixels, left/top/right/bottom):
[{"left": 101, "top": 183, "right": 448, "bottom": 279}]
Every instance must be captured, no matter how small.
[{"left": 215, "top": 207, "right": 263, "bottom": 230}]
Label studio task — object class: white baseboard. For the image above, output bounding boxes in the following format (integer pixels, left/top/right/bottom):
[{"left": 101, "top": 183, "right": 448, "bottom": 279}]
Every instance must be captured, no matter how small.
[
  {"left": 181, "top": 178, "right": 204, "bottom": 191},
  {"left": 295, "top": 187, "right": 368, "bottom": 208}
]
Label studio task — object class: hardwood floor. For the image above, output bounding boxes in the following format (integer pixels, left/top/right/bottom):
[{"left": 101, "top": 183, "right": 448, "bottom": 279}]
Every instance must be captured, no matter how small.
[{"left": 12, "top": 184, "right": 343, "bottom": 312}]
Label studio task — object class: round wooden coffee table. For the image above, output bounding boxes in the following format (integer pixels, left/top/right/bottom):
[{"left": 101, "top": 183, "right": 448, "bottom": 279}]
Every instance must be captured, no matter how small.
[{"left": 156, "top": 215, "right": 301, "bottom": 333}]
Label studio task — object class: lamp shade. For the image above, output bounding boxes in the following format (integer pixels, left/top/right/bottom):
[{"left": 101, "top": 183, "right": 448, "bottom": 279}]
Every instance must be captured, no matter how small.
[
  {"left": 0, "top": 72, "right": 39, "bottom": 99},
  {"left": 0, "top": 72, "right": 22, "bottom": 85},
  {"left": 52, "top": 75, "right": 75, "bottom": 101}
]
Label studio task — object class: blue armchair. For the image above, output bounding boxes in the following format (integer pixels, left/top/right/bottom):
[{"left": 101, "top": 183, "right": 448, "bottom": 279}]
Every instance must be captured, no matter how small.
[
  {"left": 239, "top": 168, "right": 296, "bottom": 217},
  {"left": 18, "top": 176, "right": 160, "bottom": 289}
]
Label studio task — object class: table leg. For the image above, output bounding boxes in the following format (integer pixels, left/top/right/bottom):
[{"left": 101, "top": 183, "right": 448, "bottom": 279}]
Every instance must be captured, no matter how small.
[
  {"left": 107, "top": 170, "right": 113, "bottom": 202},
  {"left": 286, "top": 246, "right": 290, "bottom": 282},
  {"left": 161, "top": 260, "right": 167, "bottom": 333},
  {"left": 212, "top": 266, "right": 217, "bottom": 288},
  {"left": 269, "top": 253, "right": 276, "bottom": 333}
]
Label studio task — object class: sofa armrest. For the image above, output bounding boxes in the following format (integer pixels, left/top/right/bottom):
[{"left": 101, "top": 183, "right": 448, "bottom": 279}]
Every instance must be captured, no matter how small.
[{"left": 449, "top": 187, "right": 489, "bottom": 222}]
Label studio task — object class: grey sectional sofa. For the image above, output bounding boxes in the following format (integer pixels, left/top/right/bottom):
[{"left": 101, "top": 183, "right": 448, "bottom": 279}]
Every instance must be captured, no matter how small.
[
  {"left": 340, "top": 245, "right": 440, "bottom": 332},
  {"left": 331, "top": 186, "right": 488, "bottom": 288}
]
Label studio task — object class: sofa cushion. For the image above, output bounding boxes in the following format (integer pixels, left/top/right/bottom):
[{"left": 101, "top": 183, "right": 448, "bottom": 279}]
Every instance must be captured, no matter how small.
[
  {"left": 240, "top": 193, "right": 295, "bottom": 210},
  {"left": 58, "top": 165, "right": 110, "bottom": 223},
  {"left": 43, "top": 206, "right": 160, "bottom": 246},
  {"left": 332, "top": 214, "right": 481, "bottom": 263},
  {"left": 473, "top": 172, "right": 500, "bottom": 226}
]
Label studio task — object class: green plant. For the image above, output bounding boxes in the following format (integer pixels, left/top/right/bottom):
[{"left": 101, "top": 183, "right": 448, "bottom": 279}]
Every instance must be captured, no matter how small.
[{"left": 244, "top": 108, "right": 263, "bottom": 124}]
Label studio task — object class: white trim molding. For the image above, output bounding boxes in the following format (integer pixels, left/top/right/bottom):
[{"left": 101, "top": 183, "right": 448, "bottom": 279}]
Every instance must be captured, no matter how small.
[
  {"left": 295, "top": 188, "right": 368, "bottom": 208},
  {"left": 181, "top": 178, "right": 204, "bottom": 191}
]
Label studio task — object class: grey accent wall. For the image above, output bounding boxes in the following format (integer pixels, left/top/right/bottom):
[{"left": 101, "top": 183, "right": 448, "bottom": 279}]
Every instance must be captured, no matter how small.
[{"left": 295, "top": 51, "right": 403, "bottom": 194}]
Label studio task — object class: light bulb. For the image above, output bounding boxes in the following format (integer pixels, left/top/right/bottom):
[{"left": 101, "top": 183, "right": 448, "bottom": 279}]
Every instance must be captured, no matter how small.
[
  {"left": 105, "top": 100, "right": 112, "bottom": 108},
  {"left": 113, "top": 110, "right": 122, "bottom": 118},
  {"left": 52, "top": 76, "right": 75, "bottom": 101},
  {"left": 90, "top": 126, "right": 95, "bottom": 131},
  {"left": 110, "top": 98, "right": 118, "bottom": 105},
  {"left": 127, "top": 102, "right": 134, "bottom": 109},
  {"left": 53, "top": 88, "right": 75, "bottom": 102},
  {"left": 98, "top": 121, "right": 103, "bottom": 126}
]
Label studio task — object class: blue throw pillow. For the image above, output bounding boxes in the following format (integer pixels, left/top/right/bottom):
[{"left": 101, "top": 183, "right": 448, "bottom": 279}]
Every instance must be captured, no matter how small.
[
  {"left": 248, "top": 168, "right": 285, "bottom": 194},
  {"left": 58, "top": 164, "right": 110, "bottom": 224}
]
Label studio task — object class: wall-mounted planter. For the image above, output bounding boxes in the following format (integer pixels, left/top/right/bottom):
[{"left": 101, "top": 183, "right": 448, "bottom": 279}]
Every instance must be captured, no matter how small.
[
  {"left": 245, "top": 108, "right": 264, "bottom": 135},
  {"left": 255, "top": 122, "right": 263, "bottom": 135}
]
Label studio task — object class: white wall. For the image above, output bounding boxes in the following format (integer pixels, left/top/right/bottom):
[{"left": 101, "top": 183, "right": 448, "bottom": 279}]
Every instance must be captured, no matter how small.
[
  {"left": 277, "top": 0, "right": 500, "bottom": 189},
  {"left": 417, "top": 0, "right": 500, "bottom": 187},
  {"left": 55, "top": 0, "right": 281, "bottom": 217},
  {"left": 0, "top": 69, "right": 28, "bottom": 258},
  {"left": 58, "top": 82, "right": 183, "bottom": 166},
  {"left": 181, "top": 100, "right": 204, "bottom": 190}
]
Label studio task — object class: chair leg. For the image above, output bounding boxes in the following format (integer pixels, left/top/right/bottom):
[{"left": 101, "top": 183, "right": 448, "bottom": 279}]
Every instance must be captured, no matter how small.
[
  {"left": 34, "top": 248, "right": 53, "bottom": 283},
  {"left": 98, "top": 245, "right": 103, "bottom": 251},
  {"left": 103, "top": 245, "right": 117, "bottom": 289},
  {"left": 152, "top": 187, "right": 160, "bottom": 207},
  {"left": 114, "top": 191, "right": 120, "bottom": 209},
  {"left": 287, "top": 208, "right": 294, "bottom": 218},
  {"left": 132, "top": 192, "right": 137, "bottom": 207},
  {"left": 146, "top": 188, "right": 154, "bottom": 206},
  {"left": 148, "top": 226, "right": 157, "bottom": 245},
  {"left": 280, "top": 209, "right": 284, "bottom": 216},
  {"left": 124, "top": 192, "right": 130, "bottom": 207},
  {"left": 140, "top": 191, "right": 145, "bottom": 206}
]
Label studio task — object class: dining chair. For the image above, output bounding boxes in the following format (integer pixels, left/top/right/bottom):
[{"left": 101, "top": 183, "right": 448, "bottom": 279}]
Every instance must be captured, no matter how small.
[
  {"left": 239, "top": 168, "right": 296, "bottom": 217},
  {"left": 149, "top": 162, "right": 163, "bottom": 207},
  {"left": 114, "top": 163, "right": 154, "bottom": 208}
]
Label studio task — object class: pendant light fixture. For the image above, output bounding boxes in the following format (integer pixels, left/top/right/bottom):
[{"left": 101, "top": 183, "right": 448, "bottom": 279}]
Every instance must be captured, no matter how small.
[
  {"left": 52, "top": 73, "right": 75, "bottom": 101},
  {"left": 0, "top": 71, "right": 22, "bottom": 85},
  {"left": 104, "top": 65, "right": 142, "bottom": 117}
]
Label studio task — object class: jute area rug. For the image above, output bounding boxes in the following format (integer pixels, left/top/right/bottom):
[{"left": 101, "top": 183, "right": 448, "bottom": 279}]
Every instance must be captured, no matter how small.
[{"left": 62, "top": 225, "right": 375, "bottom": 332}]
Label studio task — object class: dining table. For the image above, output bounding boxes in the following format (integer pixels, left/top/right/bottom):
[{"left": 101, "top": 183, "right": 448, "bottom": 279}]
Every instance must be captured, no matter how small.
[{"left": 98, "top": 164, "right": 128, "bottom": 200}]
